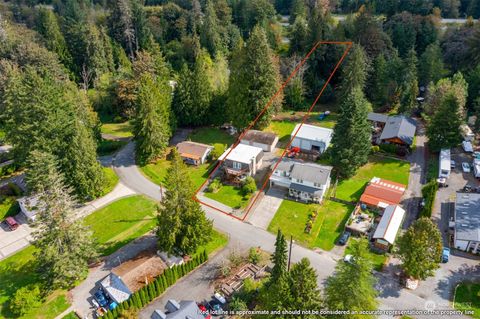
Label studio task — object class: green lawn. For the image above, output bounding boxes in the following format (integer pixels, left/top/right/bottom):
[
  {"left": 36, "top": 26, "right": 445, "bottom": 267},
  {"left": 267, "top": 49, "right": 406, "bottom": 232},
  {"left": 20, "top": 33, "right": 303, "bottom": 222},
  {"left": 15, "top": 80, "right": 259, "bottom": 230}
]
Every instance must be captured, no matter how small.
[
  {"left": 84, "top": 195, "right": 157, "bottom": 255},
  {"left": 265, "top": 120, "right": 296, "bottom": 144},
  {"left": 97, "top": 139, "right": 127, "bottom": 156},
  {"left": 101, "top": 122, "right": 133, "bottom": 138},
  {"left": 0, "top": 246, "right": 70, "bottom": 319},
  {"left": 204, "top": 185, "right": 250, "bottom": 209},
  {"left": 99, "top": 167, "right": 119, "bottom": 197},
  {"left": 141, "top": 158, "right": 215, "bottom": 191},
  {"left": 62, "top": 312, "right": 79, "bottom": 319},
  {"left": 454, "top": 283, "right": 480, "bottom": 318},
  {"left": 187, "top": 127, "right": 235, "bottom": 155},
  {"left": 268, "top": 200, "right": 354, "bottom": 251},
  {"left": 197, "top": 230, "right": 228, "bottom": 256},
  {"left": 0, "top": 196, "right": 19, "bottom": 220},
  {"left": 335, "top": 156, "right": 410, "bottom": 203},
  {"left": 344, "top": 238, "right": 388, "bottom": 271}
]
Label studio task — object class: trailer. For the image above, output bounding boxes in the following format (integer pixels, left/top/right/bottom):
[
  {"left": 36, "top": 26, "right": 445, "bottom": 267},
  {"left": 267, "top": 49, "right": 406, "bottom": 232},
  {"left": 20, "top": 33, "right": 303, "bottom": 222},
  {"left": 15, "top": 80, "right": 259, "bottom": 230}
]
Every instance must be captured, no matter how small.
[{"left": 439, "top": 148, "right": 451, "bottom": 179}]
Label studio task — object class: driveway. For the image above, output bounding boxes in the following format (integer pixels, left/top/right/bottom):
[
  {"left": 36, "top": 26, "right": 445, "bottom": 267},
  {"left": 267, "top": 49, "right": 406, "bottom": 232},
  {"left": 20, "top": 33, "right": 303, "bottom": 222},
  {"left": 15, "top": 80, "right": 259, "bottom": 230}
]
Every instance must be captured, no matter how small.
[{"left": 246, "top": 187, "right": 284, "bottom": 229}]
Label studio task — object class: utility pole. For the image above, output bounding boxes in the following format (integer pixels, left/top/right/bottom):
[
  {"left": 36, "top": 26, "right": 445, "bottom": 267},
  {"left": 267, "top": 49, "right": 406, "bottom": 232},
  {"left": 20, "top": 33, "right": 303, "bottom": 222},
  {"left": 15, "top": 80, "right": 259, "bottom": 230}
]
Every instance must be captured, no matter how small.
[{"left": 288, "top": 235, "right": 293, "bottom": 271}]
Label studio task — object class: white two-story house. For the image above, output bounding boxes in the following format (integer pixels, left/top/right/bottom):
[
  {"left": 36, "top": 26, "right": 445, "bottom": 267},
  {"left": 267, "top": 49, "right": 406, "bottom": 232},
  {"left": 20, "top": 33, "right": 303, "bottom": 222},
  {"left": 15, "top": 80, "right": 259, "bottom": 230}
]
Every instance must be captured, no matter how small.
[{"left": 269, "top": 159, "right": 332, "bottom": 203}]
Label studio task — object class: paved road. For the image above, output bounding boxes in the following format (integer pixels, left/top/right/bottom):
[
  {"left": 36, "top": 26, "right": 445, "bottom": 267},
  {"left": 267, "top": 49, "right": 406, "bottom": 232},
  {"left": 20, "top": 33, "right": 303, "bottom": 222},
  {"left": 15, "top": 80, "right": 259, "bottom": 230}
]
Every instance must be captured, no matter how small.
[{"left": 402, "top": 121, "right": 427, "bottom": 229}]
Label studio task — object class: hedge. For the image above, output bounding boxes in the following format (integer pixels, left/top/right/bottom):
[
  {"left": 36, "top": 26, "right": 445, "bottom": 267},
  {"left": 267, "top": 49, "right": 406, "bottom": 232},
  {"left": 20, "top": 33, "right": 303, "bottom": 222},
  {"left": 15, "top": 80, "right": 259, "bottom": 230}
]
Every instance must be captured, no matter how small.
[
  {"left": 420, "top": 180, "right": 438, "bottom": 218},
  {"left": 102, "top": 249, "right": 208, "bottom": 318}
]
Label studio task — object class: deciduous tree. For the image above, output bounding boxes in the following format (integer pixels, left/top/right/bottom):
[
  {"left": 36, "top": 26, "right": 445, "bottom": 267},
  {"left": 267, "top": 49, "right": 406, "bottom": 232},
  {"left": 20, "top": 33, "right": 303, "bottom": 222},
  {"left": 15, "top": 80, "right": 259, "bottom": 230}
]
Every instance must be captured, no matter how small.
[{"left": 396, "top": 217, "right": 443, "bottom": 280}]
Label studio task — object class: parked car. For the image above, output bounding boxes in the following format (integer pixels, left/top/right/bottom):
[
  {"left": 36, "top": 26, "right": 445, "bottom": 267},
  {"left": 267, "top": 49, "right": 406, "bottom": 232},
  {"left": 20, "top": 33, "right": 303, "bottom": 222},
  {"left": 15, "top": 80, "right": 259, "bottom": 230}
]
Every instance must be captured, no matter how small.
[
  {"left": 442, "top": 247, "right": 450, "bottom": 263},
  {"left": 464, "top": 185, "right": 473, "bottom": 193},
  {"left": 93, "top": 290, "right": 108, "bottom": 307},
  {"left": 462, "top": 162, "right": 471, "bottom": 173},
  {"left": 451, "top": 160, "right": 456, "bottom": 169},
  {"left": 338, "top": 231, "right": 351, "bottom": 245},
  {"left": 437, "top": 177, "right": 448, "bottom": 187},
  {"left": 4, "top": 216, "right": 19, "bottom": 231}
]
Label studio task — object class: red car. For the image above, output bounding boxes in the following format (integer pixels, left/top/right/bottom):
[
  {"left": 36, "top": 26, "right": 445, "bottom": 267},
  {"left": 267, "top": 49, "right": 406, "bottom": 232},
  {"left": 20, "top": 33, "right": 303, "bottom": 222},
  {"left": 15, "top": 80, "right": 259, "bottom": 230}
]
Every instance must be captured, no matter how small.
[{"left": 5, "top": 216, "right": 19, "bottom": 231}]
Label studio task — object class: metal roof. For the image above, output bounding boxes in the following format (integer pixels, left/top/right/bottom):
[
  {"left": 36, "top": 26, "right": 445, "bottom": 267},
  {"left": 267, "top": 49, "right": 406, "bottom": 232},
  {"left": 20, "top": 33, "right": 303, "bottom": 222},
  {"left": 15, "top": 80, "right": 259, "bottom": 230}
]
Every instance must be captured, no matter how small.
[
  {"left": 373, "top": 205, "right": 405, "bottom": 244},
  {"left": 379, "top": 116, "right": 417, "bottom": 145},
  {"left": 291, "top": 123, "right": 333, "bottom": 144},
  {"left": 455, "top": 192, "right": 480, "bottom": 242},
  {"left": 218, "top": 144, "right": 263, "bottom": 164},
  {"left": 367, "top": 112, "right": 389, "bottom": 123}
]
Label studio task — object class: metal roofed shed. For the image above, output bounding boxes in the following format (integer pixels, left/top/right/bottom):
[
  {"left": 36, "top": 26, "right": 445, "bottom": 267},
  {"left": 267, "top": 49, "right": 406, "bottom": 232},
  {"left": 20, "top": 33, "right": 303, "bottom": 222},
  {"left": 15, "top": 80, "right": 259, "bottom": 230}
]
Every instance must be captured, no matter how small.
[
  {"left": 359, "top": 177, "right": 406, "bottom": 210},
  {"left": 372, "top": 205, "right": 406, "bottom": 250},
  {"left": 290, "top": 123, "right": 333, "bottom": 154},
  {"left": 439, "top": 148, "right": 451, "bottom": 178},
  {"left": 454, "top": 192, "right": 480, "bottom": 253},
  {"left": 240, "top": 130, "right": 279, "bottom": 152}
]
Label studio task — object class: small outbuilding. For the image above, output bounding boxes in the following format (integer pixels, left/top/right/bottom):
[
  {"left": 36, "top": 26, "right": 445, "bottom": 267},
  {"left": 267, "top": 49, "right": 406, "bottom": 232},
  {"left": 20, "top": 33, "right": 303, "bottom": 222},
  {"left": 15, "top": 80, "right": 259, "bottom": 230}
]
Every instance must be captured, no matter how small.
[
  {"left": 372, "top": 205, "right": 406, "bottom": 250},
  {"left": 240, "top": 130, "right": 278, "bottom": 152},
  {"left": 176, "top": 141, "right": 213, "bottom": 165},
  {"left": 359, "top": 177, "right": 406, "bottom": 212},
  {"left": 17, "top": 196, "right": 41, "bottom": 222},
  {"left": 290, "top": 123, "right": 333, "bottom": 154}
]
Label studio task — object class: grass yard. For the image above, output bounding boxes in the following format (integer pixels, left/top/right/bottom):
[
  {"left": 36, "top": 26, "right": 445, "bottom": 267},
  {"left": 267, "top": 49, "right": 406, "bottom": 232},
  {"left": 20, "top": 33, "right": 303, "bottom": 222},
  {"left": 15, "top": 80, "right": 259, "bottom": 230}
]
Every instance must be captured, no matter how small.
[
  {"left": 62, "top": 312, "right": 79, "bottom": 319},
  {"left": 99, "top": 167, "right": 119, "bottom": 197},
  {"left": 0, "top": 196, "right": 19, "bottom": 220},
  {"left": 188, "top": 127, "right": 235, "bottom": 154},
  {"left": 0, "top": 246, "right": 70, "bottom": 319},
  {"left": 265, "top": 120, "right": 296, "bottom": 144},
  {"left": 141, "top": 157, "right": 215, "bottom": 191},
  {"left": 344, "top": 238, "right": 388, "bottom": 271},
  {"left": 268, "top": 199, "right": 353, "bottom": 251},
  {"left": 197, "top": 230, "right": 228, "bottom": 256},
  {"left": 454, "top": 283, "right": 480, "bottom": 318},
  {"left": 204, "top": 185, "right": 250, "bottom": 209},
  {"left": 84, "top": 195, "right": 157, "bottom": 255},
  {"left": 335, "top": 156, "right": 410, "bottom": 203},
  {"left": 100, "top": 122, "right": 133, "bottom": 138}
]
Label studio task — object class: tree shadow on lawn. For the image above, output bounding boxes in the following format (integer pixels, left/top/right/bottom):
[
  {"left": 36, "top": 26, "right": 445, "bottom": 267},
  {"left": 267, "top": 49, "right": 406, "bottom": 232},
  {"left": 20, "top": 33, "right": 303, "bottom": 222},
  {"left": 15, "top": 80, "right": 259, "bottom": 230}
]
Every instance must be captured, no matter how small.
[{"left": 436, "top": 263, "right": 480, "bottom": 301}]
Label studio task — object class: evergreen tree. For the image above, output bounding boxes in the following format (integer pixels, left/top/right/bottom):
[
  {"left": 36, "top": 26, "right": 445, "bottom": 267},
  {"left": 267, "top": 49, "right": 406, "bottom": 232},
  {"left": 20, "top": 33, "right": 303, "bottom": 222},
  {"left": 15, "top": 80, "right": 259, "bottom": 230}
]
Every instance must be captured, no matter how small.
[
  {"left": 285, "top": 258, "right": 322, "bottom": 315},
  {"left": 288, "top": 16, "right": 308, "bottom": 55},
  {"left": 172, "top": 52, "right": 214, "bottom": 126},
  {"left": 109, "top": 0, "right": 135, "bottom": 58},
  {"left": 427, "top": 94, "right": 463, "bottom": 151},
  {"left": 339, "top": 44, "right": 369, "bottom": 99},
  {"left": 35, "top": 8, "right": 72, "bottom": 69},
  {"left": 271, "top": 229, "right": 288, "bottom": 283},
  {"left": 325, "top": 239, "right": 378, "bottom": 318},
  {"left": 25, "top": 150, "right": 61, "bottom": 194},
  {"left": 330, "top": 89, "right": 371, "bottom": 178},
  {"left": 368, "top": 53, "right": 389, "bottom": 110},
  {"left": 31, "top": 150, "right": 98, "bottom": 289},
  {"left": 62, "top": 120, "right": 106, "bottom": 200},
  {"left": 156, "top": 150, "right": 213, "bottom": 255},
  {"left": 396, "top": 217, "right": 443, "bottom": 280},
  {"left": 399, "top": 49, "right": 419, "bottom": 114},
  {"left": 134, "top": 73, "right": 172, "bottom": 164},
  {"left": 227, "top": 25, "right": 282, "bottom": 129},
  {"left": 201, "top": 0, "right": 225, "bottom": 57},
  {"left": 419, "top": 42, "right": 446, "bottom": 87}
]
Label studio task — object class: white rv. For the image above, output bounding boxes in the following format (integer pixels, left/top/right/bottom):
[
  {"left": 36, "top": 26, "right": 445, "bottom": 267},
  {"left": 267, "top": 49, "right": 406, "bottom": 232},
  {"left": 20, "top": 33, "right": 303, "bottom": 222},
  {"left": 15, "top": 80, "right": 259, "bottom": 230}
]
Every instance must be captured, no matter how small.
[{"left": 439, "top": 148, "right": 451, "bottom": 179}]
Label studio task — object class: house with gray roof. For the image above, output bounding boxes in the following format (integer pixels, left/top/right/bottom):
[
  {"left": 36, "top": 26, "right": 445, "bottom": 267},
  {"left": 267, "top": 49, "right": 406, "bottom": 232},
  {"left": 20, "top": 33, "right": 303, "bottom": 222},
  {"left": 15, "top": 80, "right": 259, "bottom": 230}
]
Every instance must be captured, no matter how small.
[
  {"left": 151, "top": 300, "right": 204, "bottom": 319},
  {"left": 454, "top": 192, "right": 480, "bottom": 253},
  {"left": 368, "top": 113, "right": 417, "bottom": 146},
  {"left": 269, "top": 158, "right": 332, "bottom": 203}
]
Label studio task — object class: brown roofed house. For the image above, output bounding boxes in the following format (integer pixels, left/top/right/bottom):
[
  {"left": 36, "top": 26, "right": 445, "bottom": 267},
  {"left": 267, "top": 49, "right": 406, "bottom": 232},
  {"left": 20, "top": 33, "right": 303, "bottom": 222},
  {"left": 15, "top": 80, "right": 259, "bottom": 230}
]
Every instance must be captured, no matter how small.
[
  {"left": 240, "top": 130, "right": 278, "bottom": 152},
  {"left": 359, "top": 177, "right": 406, "bottom": 212},
  {"left": 100, "top": 250, "right": 167, "bottom": 304},
  {"left": 176, "top": 141, "right": 213, "bottom": 165}
]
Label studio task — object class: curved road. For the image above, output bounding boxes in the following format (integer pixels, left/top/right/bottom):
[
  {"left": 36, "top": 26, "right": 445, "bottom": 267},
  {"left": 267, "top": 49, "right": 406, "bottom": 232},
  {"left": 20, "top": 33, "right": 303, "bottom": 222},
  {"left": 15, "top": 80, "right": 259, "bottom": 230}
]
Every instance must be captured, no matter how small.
[{"left": 112, "top": 142, "right": 477, "bottom": 318}]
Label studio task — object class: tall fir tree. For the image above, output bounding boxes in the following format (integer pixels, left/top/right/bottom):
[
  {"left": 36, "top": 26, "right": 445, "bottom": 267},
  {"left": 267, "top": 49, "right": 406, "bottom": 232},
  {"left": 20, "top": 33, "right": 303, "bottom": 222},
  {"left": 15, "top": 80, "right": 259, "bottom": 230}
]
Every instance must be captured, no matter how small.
[
  {"left": 31, "top": 150, "right": 98, "bottom": 289},
  {"left": 324, "top": 239, "right": 378, "bottom": 318},
  {"left": 227, "top": 25, "right": 282, "bottom": 129},
  {"left": 419, "top": 42, "right": 446, "bottom": 87},
  {"left": 200, "top": 0, "right": 225, "bottom": 57},
  {"left": 368, "top": 53, "right": 389, "bottom": 110},
  {"left": 426, "top": 94, "right": 463, "bottom": 151},
  {"left": 134, "top": 72, "right": 172, "bottom": 164},
  {"left": 339, "top": 44, "right": 369, "bottom": 99},
  {"left": 156, "top": 150, "right": 213, "bottom": 255},
  {"left": 271, "top": 229, "right": 288, "bottom": 283},
  {"left": 399, "top": 49, "right": 419, "bottom": 114}
]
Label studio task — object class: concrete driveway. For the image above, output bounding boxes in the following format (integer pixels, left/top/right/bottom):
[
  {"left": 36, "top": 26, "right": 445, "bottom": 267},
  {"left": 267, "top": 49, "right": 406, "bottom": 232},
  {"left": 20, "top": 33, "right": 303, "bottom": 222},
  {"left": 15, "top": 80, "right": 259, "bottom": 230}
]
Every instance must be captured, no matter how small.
[{"left": 246, "top": 187, "right": 284, "bottom": 229}]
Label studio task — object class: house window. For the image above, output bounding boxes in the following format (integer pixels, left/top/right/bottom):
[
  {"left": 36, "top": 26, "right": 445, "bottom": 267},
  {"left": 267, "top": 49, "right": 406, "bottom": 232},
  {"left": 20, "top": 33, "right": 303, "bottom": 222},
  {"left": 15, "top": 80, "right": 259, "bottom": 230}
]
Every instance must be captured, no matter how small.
[{"left": 233, "top": 162, "right": 242, "bottom": 169}]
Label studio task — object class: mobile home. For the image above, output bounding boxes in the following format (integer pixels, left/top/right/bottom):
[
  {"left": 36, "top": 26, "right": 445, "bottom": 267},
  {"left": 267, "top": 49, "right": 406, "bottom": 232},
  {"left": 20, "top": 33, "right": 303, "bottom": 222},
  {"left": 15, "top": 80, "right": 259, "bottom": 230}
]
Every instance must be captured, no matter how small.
[{"left": 439, "top": 148, "right": 451, "bottom": 179}]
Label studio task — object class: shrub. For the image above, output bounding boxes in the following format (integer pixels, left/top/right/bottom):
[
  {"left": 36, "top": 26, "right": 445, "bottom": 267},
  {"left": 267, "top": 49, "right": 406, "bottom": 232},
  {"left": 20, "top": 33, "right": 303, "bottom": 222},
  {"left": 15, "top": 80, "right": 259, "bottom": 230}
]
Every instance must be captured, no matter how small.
[
  {"left": 248, "top": 247, "right": 261, "bottom": 265},
  {"left": 379, "top": 143, "right": 398, "bottom": 154},
  {"left": 7, "top": 183, "right": 22, "bottom": 196},
  {"left": 371, "top": 145, "right": 380, "bottom": 153},
  {"left": 207, "top": 178, "right": 222, "bottom": 193},
  {"left": 9, "top": 285, "right": 43, "bottom": 316},
  {"left": 241, "top": 176, "right": 257, "bottom": 196},
  {"left": 0, "top": 163, "right": 17, "bottom": 178},
  {"left": 210, "top": 144, "right": 227, "bottom": 160},
  {"left": 229, "top": 296, "right": 248, "bottom": 311},
  {"left": 421, "top": 180, "right": 438, "bottom": 218}
]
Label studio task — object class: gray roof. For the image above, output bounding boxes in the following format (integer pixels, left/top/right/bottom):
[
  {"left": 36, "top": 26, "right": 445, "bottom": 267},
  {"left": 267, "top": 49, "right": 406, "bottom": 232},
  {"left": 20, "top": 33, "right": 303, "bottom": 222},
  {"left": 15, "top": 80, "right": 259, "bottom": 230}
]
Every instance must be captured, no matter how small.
[
  {"left": 380, "top": 116, "right": 417, "bottom": 145},
  {"left": 368, "top": 112, "right": 389, "bottom": 123},
  {"left": 290, "top": 162, "right": 332, "bottom": 185},
  {"left": 241, "top": 130, "right": 278, "bottom": 145},
  {"left": 455, "top": 193, "right": 480, "bottom": 242},
  {"left": 290, "top": 183, "right": 323, "bottom": 195},
  {"left": 162, "top": 300, "right": 204, "bottom": 319}
]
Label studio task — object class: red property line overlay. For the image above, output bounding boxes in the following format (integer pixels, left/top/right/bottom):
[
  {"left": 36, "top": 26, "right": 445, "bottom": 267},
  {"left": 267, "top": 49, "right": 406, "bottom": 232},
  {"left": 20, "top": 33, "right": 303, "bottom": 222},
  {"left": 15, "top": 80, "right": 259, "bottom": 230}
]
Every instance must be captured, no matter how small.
[{"left": 193, "top": 41, "right": 353, "bottom": 222}]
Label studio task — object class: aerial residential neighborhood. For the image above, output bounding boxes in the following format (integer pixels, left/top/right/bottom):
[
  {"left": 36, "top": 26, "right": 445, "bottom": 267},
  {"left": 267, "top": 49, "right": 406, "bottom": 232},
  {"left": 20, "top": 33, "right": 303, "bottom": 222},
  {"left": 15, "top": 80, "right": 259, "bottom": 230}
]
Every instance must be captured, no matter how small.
[{"left": 1, "top": 0, "right": 480, "bottom": 318}]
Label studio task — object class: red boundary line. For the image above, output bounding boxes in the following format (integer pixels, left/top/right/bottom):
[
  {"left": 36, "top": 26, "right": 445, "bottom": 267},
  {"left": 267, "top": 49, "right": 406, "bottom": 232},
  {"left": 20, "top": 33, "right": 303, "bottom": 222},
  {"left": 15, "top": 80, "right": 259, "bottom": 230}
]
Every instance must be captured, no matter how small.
[{"left": 193, "top": 41, "right": 353, "bottom": 221}]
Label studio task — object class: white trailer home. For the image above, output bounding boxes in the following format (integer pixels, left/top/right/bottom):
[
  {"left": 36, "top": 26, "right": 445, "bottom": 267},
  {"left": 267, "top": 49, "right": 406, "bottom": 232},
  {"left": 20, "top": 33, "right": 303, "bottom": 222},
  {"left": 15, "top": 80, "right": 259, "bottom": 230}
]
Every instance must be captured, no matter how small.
[{"left": 439, "top": 148, "right": 451, "bottom": 179}]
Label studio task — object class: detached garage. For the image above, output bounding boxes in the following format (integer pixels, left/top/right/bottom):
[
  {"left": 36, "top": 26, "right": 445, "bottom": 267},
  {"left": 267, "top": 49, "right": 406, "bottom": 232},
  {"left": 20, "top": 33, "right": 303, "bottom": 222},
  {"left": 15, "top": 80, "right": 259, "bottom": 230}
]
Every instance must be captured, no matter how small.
[
  {"left": 240, "top": 130, "right": 278, "bottom": 152},
  {"left": 290, "top": 124, "right": 333, "bottom": 154}
]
